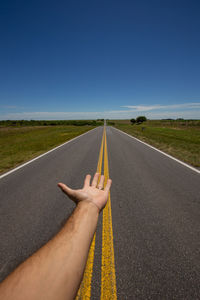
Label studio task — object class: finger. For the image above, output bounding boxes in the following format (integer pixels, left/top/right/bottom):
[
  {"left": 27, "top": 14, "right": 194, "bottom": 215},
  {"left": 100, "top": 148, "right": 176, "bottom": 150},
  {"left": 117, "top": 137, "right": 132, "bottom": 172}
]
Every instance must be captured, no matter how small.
[
  {"left": 91, "top": 172, "right": 99, "bottom": 187},
  {"left": 104, "top": 179, "right": 112, "bottom": 192},
  {"left": 83, "top": 174, "right": 91, "bottom": 188},
  {"left": 98, "top": 175, "right": 104, "bottom": 189},
  {"left": 57, "top": 183, "right": 75, "bottom": 198}
]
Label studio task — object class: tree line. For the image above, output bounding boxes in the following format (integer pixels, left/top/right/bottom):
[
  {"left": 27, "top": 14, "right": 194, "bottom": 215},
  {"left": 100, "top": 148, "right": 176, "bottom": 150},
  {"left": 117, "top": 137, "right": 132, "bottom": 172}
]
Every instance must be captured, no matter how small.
[{"left": 0, "top": 120, "right": 103, "bottom": 127}]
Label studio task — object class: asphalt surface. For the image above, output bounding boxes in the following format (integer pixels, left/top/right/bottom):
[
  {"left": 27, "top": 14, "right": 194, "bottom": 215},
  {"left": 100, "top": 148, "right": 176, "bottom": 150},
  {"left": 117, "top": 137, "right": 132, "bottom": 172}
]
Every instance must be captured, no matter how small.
[{"left": 0, "top": 125, "right": 200, "bottom": 299}]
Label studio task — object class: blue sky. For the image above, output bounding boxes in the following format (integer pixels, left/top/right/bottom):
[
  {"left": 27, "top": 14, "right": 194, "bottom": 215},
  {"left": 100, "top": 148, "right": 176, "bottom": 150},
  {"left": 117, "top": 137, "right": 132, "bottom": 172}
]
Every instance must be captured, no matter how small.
[{"left": 0, "top": 0, "right": 200, "bottom": 119}]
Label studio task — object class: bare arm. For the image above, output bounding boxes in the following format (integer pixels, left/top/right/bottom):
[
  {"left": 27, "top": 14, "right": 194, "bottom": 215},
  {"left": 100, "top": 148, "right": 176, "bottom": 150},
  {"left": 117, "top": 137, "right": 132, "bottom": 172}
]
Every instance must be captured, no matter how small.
[{"left": 0, "top": 173, "right": 112, "bottom": 300}]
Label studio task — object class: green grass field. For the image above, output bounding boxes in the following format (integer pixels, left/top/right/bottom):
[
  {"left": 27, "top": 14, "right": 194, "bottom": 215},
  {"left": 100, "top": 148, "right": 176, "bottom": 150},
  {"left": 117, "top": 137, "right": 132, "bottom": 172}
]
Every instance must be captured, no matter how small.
[
  {"left": 0, "top": 125, "right": 94, "bottom": 174},
  {"left": 111, "top": 120, "right": 200, "bottom": 167}
]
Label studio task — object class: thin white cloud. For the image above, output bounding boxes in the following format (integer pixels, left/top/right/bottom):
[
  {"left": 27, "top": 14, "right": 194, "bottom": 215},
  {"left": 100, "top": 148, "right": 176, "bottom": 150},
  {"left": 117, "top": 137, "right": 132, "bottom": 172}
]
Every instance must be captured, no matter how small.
[
  {"left": 0, "top": 102, "right": 200, "bottom": 120},
  {"left": 122, "top": 103, "right": 200, "bottom": 111},
  {"left": 0, "top": 111, "right": 104, "bottom": 120},
  {"left": 0, "top": 109, "right": 200, "bottom": 120}
]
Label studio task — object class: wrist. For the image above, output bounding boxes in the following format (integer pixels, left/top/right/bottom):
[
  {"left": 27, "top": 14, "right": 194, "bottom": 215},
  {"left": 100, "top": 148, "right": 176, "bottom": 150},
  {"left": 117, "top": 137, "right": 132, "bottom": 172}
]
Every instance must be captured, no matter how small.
[{"left": 77, "top": 201, "right": 100, "bottom": 214}]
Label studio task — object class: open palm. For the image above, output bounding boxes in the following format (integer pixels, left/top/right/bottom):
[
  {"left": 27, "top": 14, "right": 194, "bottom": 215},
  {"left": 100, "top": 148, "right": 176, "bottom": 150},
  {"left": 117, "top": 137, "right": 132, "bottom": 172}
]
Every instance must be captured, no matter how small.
[{"left": 58, "top": 173, "right": 112, "bottom": 212}]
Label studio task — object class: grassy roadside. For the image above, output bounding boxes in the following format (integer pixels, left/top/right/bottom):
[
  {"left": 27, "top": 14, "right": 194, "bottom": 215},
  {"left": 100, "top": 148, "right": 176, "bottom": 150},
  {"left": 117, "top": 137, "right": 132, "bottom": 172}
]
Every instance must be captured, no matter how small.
[
  {"left": 111, "top": 120, "right": 200, "bottom": 168},
  {"left": 0, "top": 125, "right": 95, "bottom": 174}
]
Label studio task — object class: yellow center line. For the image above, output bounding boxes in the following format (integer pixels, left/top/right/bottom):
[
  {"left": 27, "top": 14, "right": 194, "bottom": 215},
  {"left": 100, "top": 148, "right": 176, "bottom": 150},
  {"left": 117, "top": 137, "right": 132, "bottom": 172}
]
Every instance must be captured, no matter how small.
[
  {"left": 101, "top": 127, "right": 117, "bottom": 299},
  {"left": 76, "top": 127, "right": 105, "bottom": 299}
]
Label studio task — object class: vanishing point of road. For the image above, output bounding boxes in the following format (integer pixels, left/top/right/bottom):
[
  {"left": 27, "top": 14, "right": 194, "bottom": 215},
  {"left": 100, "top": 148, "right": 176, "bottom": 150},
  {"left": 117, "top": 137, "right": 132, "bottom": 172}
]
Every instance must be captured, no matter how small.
[{"left": 0, "top": 126, "right": 200, "bottom": 299}]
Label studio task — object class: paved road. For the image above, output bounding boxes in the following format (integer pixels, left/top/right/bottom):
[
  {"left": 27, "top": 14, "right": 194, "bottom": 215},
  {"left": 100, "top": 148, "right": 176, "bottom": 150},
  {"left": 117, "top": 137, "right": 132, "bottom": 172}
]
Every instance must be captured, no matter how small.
[{"left": 0, "top": 126, "right": 200, "bottom": 299}]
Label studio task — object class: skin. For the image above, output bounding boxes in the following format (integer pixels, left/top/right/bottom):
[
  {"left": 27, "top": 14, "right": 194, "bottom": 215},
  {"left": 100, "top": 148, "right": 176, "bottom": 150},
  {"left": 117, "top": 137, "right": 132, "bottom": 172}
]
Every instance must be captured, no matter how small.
[{"left": 0, "top": 172, "right": 112, "bottom": 300}]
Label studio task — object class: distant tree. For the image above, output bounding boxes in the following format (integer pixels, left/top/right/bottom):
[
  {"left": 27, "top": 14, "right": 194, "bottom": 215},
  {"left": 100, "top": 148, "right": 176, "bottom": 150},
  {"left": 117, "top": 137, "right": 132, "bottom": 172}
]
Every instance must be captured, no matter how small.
[
  {"left": 130, "top": 118, "right": 136, "bottom": 124},
  {"left": 136, "top": 116, "right": 147, "bottom": 123}
]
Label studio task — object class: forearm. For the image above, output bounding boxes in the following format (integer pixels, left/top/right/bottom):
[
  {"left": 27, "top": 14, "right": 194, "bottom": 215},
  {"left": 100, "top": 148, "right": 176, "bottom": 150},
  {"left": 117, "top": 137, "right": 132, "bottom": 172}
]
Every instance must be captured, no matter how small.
[{"left": 0, "top": 201, "right": 99, "bottom": 300}]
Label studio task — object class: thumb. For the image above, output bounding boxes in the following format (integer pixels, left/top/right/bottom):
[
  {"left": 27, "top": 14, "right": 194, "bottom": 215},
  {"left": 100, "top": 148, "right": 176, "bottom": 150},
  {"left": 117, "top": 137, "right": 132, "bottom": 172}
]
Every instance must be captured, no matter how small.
[{"left": 58, "top": 182, "right": 76, "bottom": 199}]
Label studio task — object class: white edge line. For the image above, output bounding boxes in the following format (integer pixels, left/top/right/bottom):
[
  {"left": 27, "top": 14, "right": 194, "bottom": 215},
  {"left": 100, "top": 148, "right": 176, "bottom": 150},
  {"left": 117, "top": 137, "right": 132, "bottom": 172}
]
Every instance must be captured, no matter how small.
[
  {"left": 0, "top": 127, "right": 99, "bottom": 180},
  {"left": 112, "top": 126, "right": 200, "bottom": 175}
]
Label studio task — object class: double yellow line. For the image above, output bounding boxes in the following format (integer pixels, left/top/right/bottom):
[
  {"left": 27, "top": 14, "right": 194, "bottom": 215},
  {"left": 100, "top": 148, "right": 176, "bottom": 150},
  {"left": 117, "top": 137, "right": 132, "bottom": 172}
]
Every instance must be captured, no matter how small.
[{"left": 76, "top": 126, "right": 117, "bottom": 299}]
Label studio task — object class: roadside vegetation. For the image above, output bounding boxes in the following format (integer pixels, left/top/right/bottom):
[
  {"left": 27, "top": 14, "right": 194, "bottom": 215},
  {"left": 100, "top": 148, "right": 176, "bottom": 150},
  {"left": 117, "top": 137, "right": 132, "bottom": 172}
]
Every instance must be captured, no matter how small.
[
  {"left": 0, "top": 119, "right": 102, "bottom": 127},
  {"left": 111, "top": 119, "right": 200, "bottom": 167},
  {"left": 0, "top": 121, "right": 103, "bottom": 174}
]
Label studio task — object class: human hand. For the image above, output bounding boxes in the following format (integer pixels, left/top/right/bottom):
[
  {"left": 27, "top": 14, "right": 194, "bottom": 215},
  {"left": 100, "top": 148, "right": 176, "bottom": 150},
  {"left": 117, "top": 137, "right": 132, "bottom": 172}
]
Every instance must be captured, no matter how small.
[{"left": 58, "top": 173, "right": 112, "bottom": 212}]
